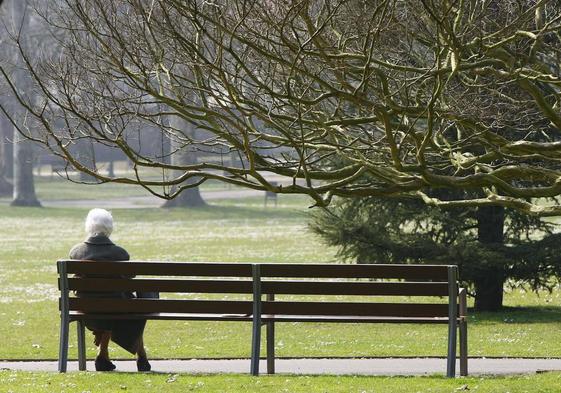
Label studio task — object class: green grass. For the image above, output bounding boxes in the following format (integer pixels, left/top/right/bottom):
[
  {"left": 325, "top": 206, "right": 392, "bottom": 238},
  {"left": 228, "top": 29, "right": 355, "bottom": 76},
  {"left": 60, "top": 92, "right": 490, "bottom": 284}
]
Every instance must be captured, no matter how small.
[
  {"left": 1, "top": 179, "right": 561, "bottom": 390},
  {"left": 0, "top": 180, "right": 560, "bottom": 373},
  {"left": 0, "top": 198, "right": 559, "bottom": 361},
  {"left": 0, "top": 196, "right": 339, "bottom": 361},
  {"left": 2, "top": 371, "right": 561, "bottom": 392},
  {"left": 0, "top": 175, "right": 241, "bottom": 203}
]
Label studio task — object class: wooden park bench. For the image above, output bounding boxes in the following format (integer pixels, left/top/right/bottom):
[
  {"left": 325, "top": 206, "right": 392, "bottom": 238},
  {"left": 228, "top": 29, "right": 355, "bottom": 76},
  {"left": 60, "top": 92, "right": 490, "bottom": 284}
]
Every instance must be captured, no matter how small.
[{"left": 57, "top": 261, "right": 468, "bottom": 377}]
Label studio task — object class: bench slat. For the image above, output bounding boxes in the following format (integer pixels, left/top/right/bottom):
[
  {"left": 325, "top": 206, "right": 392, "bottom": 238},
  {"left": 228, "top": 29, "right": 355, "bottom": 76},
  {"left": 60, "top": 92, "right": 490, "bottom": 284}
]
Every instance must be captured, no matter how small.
[
  {"left": 262, "top": 281, "right": 449, "bottom": 296},
  {"left": 63, "top": 261, "right": 254, "bottom": 277},
  {"left": 67, "top": 278, "right": 253, "bottom": 293},
  {"left": 260, "top": 264, "right": 449, "bottom": 280},
  {"left": 69, "top": 312, "right": 253, "bottom": 322},
  {"left": 262, "top": 301, "right": 450, "bottom": 318},
  {"left": 67, "top": 298, "right": 452, "bottom": 317},
  {"left": 67, "top": 278, "right": 449, "bottom": 296},
  {"left": 260, "top": 315, "right": 452, "bottom": 323},
  {"left": 68, "top": 312, "right": 451, "bottom": 324},
  {"left": 68, "top": 298, "right": 253, "bottom": 314},
  {"left": 60, "top": 261, "right": 450, "bottom": 280}
]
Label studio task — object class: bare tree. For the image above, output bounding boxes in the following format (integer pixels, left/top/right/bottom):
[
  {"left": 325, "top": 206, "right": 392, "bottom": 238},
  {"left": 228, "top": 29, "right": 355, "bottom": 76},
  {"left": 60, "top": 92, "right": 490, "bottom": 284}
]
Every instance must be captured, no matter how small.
[
  {"left": 0, "top": 3, "right": 14, "bottom": 196},
  {"left": 0, "top": 114, "right": 13, "bottom": 196},
  {"left": 2, "top": 0, "right": 40, "bottom": 206},
  {"left": 1, "top": 1, "right": 561, "bottom": 214}
]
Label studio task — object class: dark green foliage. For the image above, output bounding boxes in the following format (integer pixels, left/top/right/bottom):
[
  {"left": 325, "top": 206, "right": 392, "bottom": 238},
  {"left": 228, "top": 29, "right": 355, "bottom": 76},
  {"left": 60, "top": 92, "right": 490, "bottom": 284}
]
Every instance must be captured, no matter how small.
[{"left": 311, "top": 197, "right": 561, "bottom": 301}]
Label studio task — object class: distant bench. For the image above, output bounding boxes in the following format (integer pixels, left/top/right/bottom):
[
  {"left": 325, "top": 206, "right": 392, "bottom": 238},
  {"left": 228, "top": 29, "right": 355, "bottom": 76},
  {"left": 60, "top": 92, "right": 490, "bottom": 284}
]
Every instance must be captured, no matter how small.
[{"left": 57, "top": 261, "right": 468, "bottom": 376}]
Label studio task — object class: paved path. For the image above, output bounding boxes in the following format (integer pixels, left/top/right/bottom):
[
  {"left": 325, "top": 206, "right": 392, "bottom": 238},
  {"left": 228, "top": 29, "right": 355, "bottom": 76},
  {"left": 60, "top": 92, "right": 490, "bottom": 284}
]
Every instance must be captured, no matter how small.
[
  {"left": 2, "top": 358, "right": 561, "bottom": 376},
  {"left": 38, "top": 172, "right": 308, "bottom": 209}
]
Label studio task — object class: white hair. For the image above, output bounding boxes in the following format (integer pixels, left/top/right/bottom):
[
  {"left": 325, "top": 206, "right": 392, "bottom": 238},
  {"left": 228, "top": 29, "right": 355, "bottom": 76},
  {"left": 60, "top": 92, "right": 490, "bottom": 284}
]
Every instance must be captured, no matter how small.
[{"left": 85, "top": 208, "right": 114, "bottom": 237}]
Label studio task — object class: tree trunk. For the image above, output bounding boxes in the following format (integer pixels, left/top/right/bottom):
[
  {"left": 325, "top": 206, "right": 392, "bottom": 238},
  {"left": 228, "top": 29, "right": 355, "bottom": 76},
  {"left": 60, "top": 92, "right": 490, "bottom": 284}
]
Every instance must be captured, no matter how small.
[
  {"left": 474, "top": 205, "right": 505, "bottom": 311},
  {"left": 8, "top": 0, "right": 40, "bottom": 207},
  {"left": 162, "top": 186, "right": 206, "bottom": 208},
  {"left": 0, "top": 113, "right": 13, "bottom": 196},
  {"left": 162, "top": 118, "right": 206, "bottom": 208},
  {"left": 3, "top": 117, "right": 14, "bottom": 179},
  {"left": 107, "top": 160, "right": 115, "bottom": 177},
  {"left": 75, "top": 139, "right": 98, "bottom": 182},
  {"left": 11, "top": 129, "right": 41, "bottom": 206},
  {"left": 473, "top": 274, "right": 504, "bottom": 312}
]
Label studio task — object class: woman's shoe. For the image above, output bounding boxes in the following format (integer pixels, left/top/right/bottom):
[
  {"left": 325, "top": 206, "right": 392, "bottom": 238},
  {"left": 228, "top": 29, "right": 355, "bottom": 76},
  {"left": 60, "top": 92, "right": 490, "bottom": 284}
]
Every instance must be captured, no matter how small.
[
  {"left": 137, "top": 357, "right": 151, "bottom": 372},
  {"left": 95, "top": 356, "right": 116, "bottom": 371}
]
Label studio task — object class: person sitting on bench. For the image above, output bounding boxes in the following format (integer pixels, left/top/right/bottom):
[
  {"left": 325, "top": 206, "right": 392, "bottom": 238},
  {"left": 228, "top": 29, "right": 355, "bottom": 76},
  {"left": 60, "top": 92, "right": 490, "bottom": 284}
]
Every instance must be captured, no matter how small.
[{"left": 69, "top": 208, "right": 151, "bottom": 372}]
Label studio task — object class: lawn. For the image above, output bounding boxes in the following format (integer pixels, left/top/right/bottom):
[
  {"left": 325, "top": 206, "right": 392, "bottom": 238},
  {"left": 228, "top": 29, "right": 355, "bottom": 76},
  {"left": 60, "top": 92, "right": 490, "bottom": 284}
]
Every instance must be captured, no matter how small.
[
  {"left": 0, "top": 179, "right": 560, "bottom": 391},
  {"left": 2, "top": 371, "right": 561, "bottom": 393},
  {"left": 0, "top": 189, "right": 560, "bottom": 361}
]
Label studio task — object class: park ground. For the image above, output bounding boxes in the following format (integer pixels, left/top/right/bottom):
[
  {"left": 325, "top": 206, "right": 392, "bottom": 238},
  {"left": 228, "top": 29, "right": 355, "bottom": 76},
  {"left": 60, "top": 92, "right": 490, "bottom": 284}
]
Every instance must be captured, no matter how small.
[{"left": 0, "top": 176, "right": 560, "bottom": 392}]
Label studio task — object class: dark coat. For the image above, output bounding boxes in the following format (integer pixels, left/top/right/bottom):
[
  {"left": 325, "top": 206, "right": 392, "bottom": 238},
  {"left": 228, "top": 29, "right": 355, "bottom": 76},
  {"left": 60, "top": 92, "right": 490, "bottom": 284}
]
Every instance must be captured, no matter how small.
[
  {"left": 69, "top": 235, "right": 146, "bottom": 354},
  {"left": 69, "top": 235, "right": 132, "bottom": 299},
  {"left": 69, "top": 235, "right": 130, "bottom": 263}
]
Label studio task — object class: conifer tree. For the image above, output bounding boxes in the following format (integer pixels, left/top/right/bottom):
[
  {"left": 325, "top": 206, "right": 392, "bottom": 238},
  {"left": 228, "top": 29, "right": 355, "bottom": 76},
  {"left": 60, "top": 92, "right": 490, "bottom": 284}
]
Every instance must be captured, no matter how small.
[{"left": 312, "top": 196, "right": 561, "bottom": 311}]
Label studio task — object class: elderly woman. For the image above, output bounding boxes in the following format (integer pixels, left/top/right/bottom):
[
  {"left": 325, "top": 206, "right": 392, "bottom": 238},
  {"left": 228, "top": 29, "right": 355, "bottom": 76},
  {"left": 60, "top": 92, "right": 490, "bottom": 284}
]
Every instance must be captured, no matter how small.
[{"left": 69, "top": 208, "right": 151, "bottom": 372}]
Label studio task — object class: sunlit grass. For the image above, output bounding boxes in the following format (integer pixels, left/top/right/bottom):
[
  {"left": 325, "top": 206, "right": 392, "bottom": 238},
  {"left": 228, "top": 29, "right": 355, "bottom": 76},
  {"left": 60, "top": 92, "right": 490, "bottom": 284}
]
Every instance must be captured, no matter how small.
[
  {"left": 0, "top": 180, "right": 559, "bottom": 363},
  {"left": 2, "top": 370, "right": 561, "bottom": 393}
]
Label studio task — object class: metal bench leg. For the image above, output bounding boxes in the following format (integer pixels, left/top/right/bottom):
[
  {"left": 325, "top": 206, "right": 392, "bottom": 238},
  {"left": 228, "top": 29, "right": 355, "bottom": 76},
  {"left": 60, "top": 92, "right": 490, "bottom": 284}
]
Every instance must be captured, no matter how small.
[
  {"left": 446, "top": 323, "right": 457, "bottom": 378},
  {"left": 459, "top": 320, "right": 468, "bottom": 376},
  {"left": 250, "top": 265, "right": 262, "bottom": 376},
  {"left": 251, "top": 321, "right": 261, "bottom": 376},
  {"left": 266, "top": 321, "right": 275, "bottom": 374},
  {"left": 266, "top": 293, "right": 275, "bottom": 374},
  {"left": 58, "top": 316, "right": 70, "bottom": 372},
  {"left": 77, "top": 320, "right": 87, "bottom": 371},
  {"left": 58, "top": 261, "right": 70, "bottom": 373},
  {"left": 446, "top": 266, "right": 458, "bottom": 378}
]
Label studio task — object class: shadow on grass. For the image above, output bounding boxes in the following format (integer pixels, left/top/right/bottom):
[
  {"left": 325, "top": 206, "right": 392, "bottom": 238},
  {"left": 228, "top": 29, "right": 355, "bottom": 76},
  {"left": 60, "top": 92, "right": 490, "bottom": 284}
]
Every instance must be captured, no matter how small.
[{"left": 470, "top": 305, "right": 561, "bottom": 324}]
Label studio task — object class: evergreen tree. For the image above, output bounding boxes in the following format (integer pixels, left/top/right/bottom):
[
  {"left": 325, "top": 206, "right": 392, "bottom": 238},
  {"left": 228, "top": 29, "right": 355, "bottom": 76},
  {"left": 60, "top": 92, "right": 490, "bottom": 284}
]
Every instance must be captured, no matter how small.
[{"left": 311, "top": 196, "right": 561, "bottom": 311}]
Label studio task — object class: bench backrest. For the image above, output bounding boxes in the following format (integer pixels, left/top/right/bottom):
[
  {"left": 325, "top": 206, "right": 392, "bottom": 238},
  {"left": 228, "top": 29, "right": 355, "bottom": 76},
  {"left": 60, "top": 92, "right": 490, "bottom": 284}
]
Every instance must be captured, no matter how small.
[{"left": 57, "top": 260, "right": 459, "bottom": 319}]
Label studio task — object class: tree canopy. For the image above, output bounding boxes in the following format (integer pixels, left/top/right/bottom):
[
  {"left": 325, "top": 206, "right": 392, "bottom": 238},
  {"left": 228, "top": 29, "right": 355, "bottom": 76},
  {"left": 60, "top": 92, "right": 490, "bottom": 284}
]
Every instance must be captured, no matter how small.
[{"left": 1, "top": 1, "right": 561, "bottom": 214}]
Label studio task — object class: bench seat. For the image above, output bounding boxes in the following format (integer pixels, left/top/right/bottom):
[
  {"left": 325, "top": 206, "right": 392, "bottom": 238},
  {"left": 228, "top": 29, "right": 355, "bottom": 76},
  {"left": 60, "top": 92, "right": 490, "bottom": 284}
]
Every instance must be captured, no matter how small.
[
  {"left": 69, "top": 312, "right": 462, "bottom": 324},
  {"left": 69, "top": 312, "right": 254, "bottom": 322}
]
